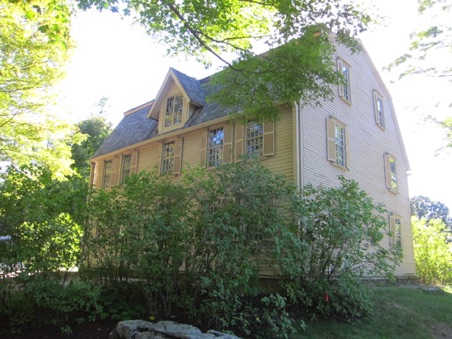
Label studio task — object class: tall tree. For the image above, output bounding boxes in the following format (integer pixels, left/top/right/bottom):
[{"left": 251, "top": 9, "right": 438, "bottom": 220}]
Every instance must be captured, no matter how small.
[
  {"left": 71, "top": 106, "right": 112, "bottom": 176},
  {"left": 411, "top": 195, "right": 452, "bottom": 228},
  {"left": 0, "top": 0, "right": 81, "bottom": 178},
  {"left": 77, "top": 0, "right": 372, "bottom": 120}
]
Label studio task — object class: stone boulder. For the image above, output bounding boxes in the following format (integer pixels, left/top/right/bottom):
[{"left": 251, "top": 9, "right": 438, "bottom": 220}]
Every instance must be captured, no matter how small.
[{"left": 109, "top": 320, "right": 241, "bottom": 339}]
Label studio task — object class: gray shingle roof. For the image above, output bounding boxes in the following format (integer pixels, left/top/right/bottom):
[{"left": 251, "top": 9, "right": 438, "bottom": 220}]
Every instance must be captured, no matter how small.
[
  {"left": 92, "top": 69, "right": 235, "bottom": 158},
  {"left": 171, "top": 68, "right": 206, "bottom": 106},
  {"left": 92, "top": 101, "right": 158, "bottom": 158}
]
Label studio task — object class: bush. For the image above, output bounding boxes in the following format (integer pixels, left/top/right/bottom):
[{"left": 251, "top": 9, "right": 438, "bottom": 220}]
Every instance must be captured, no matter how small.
[
  {"left": 3, "top": 278, "right": 102, "bottom": 333},
  {"left": 412, "top": 217, "right": 452, "bottom": 284},
  {"left": 291, "top": 176, "right": 403, "bottom": 320},
  {"left": 82, "top": 161, "right": 402, "bottom": 335}
]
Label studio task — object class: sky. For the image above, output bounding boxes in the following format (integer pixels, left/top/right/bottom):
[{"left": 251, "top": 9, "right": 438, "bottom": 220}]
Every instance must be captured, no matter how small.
[{"left": 55, "top": 0, "right": 452, "bottom": 212}]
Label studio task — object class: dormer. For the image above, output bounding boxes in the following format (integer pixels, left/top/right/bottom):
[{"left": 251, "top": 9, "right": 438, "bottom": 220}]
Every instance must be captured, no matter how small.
[{"left": 148, "top": 68, "right": 205, "bottom": 134}]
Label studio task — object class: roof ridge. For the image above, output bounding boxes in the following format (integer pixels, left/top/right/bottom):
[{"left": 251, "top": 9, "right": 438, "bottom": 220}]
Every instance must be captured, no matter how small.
[{"left": 124, "top": 100, "right": 154, "bottom": 116}]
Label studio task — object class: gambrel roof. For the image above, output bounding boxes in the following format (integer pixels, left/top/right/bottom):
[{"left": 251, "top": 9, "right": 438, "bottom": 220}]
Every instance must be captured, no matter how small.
[{"left": 92, "top": 101, "right": 158, "bottom": 158}]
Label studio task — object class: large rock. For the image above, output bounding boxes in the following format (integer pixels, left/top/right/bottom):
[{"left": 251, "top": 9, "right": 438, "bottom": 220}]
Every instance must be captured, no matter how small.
[{"left": 109, "top": 320, "right": 241, "bottom": 339}]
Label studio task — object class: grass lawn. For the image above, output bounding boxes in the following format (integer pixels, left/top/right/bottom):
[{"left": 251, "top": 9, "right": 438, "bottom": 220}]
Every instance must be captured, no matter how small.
[{"left": 296, "top": 285, "right": 452, "bottom": 339}]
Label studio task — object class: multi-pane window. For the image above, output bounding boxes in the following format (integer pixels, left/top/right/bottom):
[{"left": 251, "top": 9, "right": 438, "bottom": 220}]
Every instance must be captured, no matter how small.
[
  {"left": 389, "top": 214, "right": 402, "bottom": 250},
  {"left": 208, "top": 127, "right": 224, "bottom": 167},
  {"left": 164, "top": 94, "right": 183, "bottom": 127},
  {"left": 161, "top": 141, "right": 175, "bottom": 175},
  {"left": 335, "top": 124, "right": 346, "bottom": 167},
  {"left": 384, "top": 153, "right": 398, "bottom": 192},
  {"left": 327, "top": 118, "right": 349, "bottom": 169},
  {"left": 246, "top": 121, "right": 264, "bottom": 158},
  {"left": 102, "top": 160, "right": 113, "bottom": 189},
  {"left": 120, "top": 154, "right": 132, "bottom": 184},
  {"left": 373, "top": 90, "right": 385, "bottom": 129},
  {"left": 338, "top": 58, "right": 351, "bottom": 103}
]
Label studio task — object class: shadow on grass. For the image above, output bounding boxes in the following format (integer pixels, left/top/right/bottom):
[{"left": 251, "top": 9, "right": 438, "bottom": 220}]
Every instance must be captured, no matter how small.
[{"left": 296, "top": 285, "right": 452, "bottom": 339}]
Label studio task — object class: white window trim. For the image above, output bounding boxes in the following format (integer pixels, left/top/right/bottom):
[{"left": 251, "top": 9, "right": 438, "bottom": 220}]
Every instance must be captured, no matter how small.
[
  {"left": 120, "top": 154, "right": 132, "bottom": 184},
  {"left": 327, "top": 117, "right": 350, "bottom": 170},
  {"left": 246, "top": 121, "right": 264, "bottom": 158},
  {"left": 337, "top": 57, "right": 352, "bottom": 104},
  {"left": 389, "top": 213, "right": 402, "bottom": 250},
  {"left": 207, "top": 127, "right": 224, "bottom": 168},
  {"left": 164, "top": 93, "right": 184, "bottom": 128},
  {"left": 161, "top": 141, "right": 175, "bottom": 175},
  {"left": 373, "top": 90, "right": 385, "bottom": 130},
  {"left": 102, "top": 160, "right": 113, "bottom": 189},
  {"left": 384, "top": 153, "right": 398, "bottom": 193}
]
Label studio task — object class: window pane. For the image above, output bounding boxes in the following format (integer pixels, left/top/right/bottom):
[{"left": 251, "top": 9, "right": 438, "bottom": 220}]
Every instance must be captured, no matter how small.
[
  {"left": 162, "top": 141, "right": 175, "bottom": 175},
  {"left": 342, "top": 65, "right": 350, "bottom": 101},
  {"left": 335, "top": 125, "right": 345, "bottom": 167},
  {"left": 390, "top": 157, "right": 398, "bottom": 191},
  {"left": 246, "top": 122, "right": 263, "bottom": 158},
  {"left": 395, "top": 218, "right": 402, "bottom": 249},
  {"left": 376, "top": 96, "right": 385, "bottom": 128},
  {"left": 102, "top": 160, "right": 112, "bottom": 189},
  {"left": 120, "top": 154, "right": 132, "bottom": 184},
  {"left": 208, "top": 127, "right": 224, "bottom": 167},
  {"left": 165, "top": 94, "right": 183, "bottom": 127}
]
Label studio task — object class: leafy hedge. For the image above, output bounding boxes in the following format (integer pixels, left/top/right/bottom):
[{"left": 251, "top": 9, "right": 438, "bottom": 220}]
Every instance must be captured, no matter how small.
[
  {"left": 81, "top": 160, "right": 401, "bottom": 337},
  {"left": 0, "top": 161, "right": 401, "bottom": 336}
]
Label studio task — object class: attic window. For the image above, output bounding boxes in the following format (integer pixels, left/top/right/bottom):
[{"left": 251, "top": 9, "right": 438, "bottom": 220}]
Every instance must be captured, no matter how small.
[{"left": 165, "top": 94, "right": 183, "bottom": 127}]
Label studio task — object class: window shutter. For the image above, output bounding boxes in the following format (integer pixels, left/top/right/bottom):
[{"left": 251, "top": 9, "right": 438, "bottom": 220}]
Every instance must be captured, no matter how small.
[
  {"left": 263, "top": 121, "right": 275, "bottom": 156},
  {"left": 110, "top": 157, "right": 119, "bottom": 186},
  {"left": 173, "top": 138, "right": 183, "bottom": 175},
  {"left": 96, "top": 161, "right": 104, "bottom": 188},
  {"left": 89, "top": 162, "right": 95, "bottom": 186},
  {"left": 223, "top": 123, "right": 233, "bottom": 163},
  {"left": 200, "top": 131, "right": 207, "bottom": 167},
  {"left": 235, "top": 124, "right": 244, "bottom": 161},
  {"left": 345, "top": 126, "right": 350, "bottom": 170},
  {"left": 326, "top": 118, "right": 336, "bottom": 162},
  {"left": 130, "top": 150, "right": 139, "bottom": 174},
  {"left": 156, "top": 144, "right": 162, "bottom": 174},
  {"left": 384, "top": 154, "right": 392, "bottom": 189}
]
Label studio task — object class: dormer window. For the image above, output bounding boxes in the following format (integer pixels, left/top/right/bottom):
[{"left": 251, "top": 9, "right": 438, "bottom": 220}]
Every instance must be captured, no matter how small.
[{"left": 165, "top": 94, "right": 183, "bottom": 127}]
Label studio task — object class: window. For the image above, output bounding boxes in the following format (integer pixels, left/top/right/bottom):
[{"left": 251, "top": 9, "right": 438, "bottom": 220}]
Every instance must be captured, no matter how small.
[
  {"left": 373, "top": 90, "right": 385, "bottom": 129},
  {"left": 120, "top": 154, "right": 132, "bottom": 184},
  {"left": 161, "top": 141, "right": 175, "bottom": 175},
  {"left": 337, "top": 58, "right": 351, "bottom": 103},
  {"left": 164, "top": 94, "right": 183, "bottom": 127},
  {"left": 246, "top": 121, "right": 264, "bottom": 158},
  {"left": 384, "top": 153, "right": 398, "bottom": 192},
  {"left": 208, "top": 127, "right": 224, "bottom": 167},
  {"left": 102, "top": 160, "right": 113, "bottom": 189},
  {"left": 389, "top": 214, "right": 402, "bottom": 250},
  {"left": 235, "top": 121, "right": 274, "bottom": 161},
  {"left": 327, "top": 118, "right": 349, "bottom": 169}
]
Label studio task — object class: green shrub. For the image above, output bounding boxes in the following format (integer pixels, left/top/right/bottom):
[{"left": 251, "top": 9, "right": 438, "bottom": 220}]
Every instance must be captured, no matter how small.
[
  {"left": 291, "top": 176, "right": 402, "bottom": 320},
  {"left": 82, "top": 161, "right": 402, "bottom": 335},
  {"left": 412, "top": 216, "right": 452, "bottom": 284},
  {"left": 3, "top": 278, "right": 102, "bottom": 333}
]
